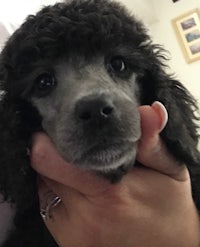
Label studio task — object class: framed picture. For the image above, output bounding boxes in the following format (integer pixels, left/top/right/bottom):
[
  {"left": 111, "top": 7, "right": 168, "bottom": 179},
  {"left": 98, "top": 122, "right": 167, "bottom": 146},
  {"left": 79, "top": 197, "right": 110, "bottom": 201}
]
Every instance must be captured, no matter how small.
[{"left": 172, "top": 9, "right": 200, "bottom": 63}]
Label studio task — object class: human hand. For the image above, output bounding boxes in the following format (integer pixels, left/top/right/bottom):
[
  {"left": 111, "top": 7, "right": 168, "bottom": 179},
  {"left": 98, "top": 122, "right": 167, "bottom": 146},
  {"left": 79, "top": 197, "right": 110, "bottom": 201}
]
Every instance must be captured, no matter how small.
[{"left": 31, "top": 102, "right": 200, "bottom": 247}]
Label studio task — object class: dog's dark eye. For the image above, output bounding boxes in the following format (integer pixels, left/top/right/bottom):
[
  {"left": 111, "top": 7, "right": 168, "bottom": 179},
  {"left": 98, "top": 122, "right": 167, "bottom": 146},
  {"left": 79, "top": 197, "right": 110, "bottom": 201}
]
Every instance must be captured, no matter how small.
[
  {"left": 34, "top": 73, "right": 57, "bottom": 97},
  {"left": 108, "top": 57, "right": 127, "bottom": 72}
]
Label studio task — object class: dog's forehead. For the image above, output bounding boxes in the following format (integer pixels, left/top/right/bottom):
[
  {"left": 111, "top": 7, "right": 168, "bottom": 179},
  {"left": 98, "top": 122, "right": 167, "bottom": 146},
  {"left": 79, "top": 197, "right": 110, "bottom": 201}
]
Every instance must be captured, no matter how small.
[
  {"left": 54, "top": 57, "right": 114, "bottom": 89},
  {"left": 52, "top": 58, "right": 139, "bottom": 102}
]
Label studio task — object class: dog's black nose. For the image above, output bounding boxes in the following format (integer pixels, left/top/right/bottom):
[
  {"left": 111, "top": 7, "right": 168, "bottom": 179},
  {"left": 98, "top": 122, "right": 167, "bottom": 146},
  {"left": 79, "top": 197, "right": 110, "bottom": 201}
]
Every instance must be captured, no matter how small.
[{"left": 75, "top": 95, "right": 114, "bottom": 125}]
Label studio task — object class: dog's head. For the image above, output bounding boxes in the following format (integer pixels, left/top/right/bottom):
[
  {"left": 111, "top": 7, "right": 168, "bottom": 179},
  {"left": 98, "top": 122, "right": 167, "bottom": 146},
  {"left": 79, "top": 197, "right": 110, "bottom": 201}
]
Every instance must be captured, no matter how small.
[
  {"left": 0, "top": 0, "right": 200, "bottom": 191},
  {"left": 0, "top": 0, "right": 149, "bottom": 175}
]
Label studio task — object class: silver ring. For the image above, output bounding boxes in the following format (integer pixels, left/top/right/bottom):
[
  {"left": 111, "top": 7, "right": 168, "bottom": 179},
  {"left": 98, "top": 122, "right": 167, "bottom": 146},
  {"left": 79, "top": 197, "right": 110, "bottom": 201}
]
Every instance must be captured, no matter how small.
[{"left": 40, "top": 193, "right": 62, "bottom": 220}]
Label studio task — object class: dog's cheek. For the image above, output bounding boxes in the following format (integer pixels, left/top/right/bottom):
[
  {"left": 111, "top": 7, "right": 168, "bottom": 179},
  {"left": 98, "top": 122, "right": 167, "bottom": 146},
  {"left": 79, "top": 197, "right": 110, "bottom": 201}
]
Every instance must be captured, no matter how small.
[{"left": 30, "top": 97, "right": 58, "bottom": 133}]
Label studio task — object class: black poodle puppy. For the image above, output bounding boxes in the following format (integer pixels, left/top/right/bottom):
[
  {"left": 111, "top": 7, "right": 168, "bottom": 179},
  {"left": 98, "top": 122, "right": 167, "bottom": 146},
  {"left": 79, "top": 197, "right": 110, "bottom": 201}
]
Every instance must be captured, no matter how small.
[{"left": 0, "top": 0, "right": 200, "bottom": 246}]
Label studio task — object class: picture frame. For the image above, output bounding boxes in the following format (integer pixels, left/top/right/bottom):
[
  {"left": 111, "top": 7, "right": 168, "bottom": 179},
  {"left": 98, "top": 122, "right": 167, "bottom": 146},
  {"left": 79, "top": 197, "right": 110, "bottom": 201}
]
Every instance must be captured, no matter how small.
[{"left": 172, "top": 9, "right": 200, "bottom": 63}]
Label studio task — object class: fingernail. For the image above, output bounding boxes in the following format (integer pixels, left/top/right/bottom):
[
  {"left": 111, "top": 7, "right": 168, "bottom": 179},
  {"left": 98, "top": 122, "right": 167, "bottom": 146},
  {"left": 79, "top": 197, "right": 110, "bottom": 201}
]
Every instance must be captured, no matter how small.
[{"left": 152, "top": 101, "right": 168, "bottom": 132}]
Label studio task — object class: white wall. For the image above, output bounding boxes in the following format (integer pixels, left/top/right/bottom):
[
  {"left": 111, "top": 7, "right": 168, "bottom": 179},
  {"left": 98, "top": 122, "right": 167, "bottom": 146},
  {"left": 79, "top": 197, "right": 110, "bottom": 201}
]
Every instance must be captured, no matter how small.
[
  {"left": 119, "top": 0, "right": 157, "bottom": 25},
  {"left": 0, "top": 0, "right": 58, "bottom": 25},
  {"left": 149, "top": 0, "right": 200, "bottom": 104}
]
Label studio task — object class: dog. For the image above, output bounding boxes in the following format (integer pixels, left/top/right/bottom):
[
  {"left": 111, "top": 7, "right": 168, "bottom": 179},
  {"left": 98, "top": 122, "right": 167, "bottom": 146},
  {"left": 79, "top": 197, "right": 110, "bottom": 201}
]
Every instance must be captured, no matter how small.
[{"left": 0, "top": 0, "right": 200, "bottom": 246}]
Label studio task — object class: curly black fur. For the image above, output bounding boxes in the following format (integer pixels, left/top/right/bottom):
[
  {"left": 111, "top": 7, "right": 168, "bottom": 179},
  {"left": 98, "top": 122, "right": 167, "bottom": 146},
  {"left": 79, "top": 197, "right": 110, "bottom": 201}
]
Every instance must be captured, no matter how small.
[{"left": 0, "top": 0, "right": 200, "bottom": 246}]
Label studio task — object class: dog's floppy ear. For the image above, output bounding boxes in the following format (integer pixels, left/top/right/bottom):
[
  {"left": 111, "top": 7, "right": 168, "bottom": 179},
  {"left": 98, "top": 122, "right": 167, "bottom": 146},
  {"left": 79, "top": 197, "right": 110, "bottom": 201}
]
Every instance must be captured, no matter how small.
[
  {"left": 158, "top": 77, "right": 200, "bottom": 210},
  {"left": 137, "top": 45, "right": 200, "bottom": 168},
  {"left": 0, "top": 97, "right": 39, "bottom": 209},
  {"left": 157, "top": 77, "right": 200, "bottom": 168},
  {"left": 0, "top": 53, "right": 41, "bottom": 210},
  {"left": 140, "top": 66, "right": 200, "bottom": 209}
]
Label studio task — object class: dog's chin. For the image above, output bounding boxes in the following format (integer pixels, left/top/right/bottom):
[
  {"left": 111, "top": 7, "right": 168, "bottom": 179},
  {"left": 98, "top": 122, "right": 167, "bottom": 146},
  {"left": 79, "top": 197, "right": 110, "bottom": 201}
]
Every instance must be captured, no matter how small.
[{"left": 72, "top": 143, "right": 138, "bottom": 182}]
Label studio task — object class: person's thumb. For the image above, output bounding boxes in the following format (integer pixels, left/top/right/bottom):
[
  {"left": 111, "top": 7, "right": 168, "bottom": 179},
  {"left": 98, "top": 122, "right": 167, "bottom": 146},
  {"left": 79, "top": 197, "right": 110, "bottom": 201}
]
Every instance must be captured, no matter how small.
[{"left": 137, "top": 102, "right": 189, "bottom": 181}]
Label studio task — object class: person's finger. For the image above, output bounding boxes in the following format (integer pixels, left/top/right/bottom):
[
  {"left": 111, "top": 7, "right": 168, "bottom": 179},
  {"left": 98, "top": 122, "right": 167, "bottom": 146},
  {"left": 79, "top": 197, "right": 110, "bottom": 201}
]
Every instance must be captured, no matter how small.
[
  {"left": 137, "top": 102, "right": 189, "bottom": 181},
  {"left": 37, "top": 178, "right": 70, "bottom": 246},
  {"left": 31, "top": 133, "right": 113, "bottom": 196},
  {"left": 37, "top": 178, "right": 64, "bottom": 221},
  {"left": 41, "top": 176, "right": 88, "bottom": 208}
]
